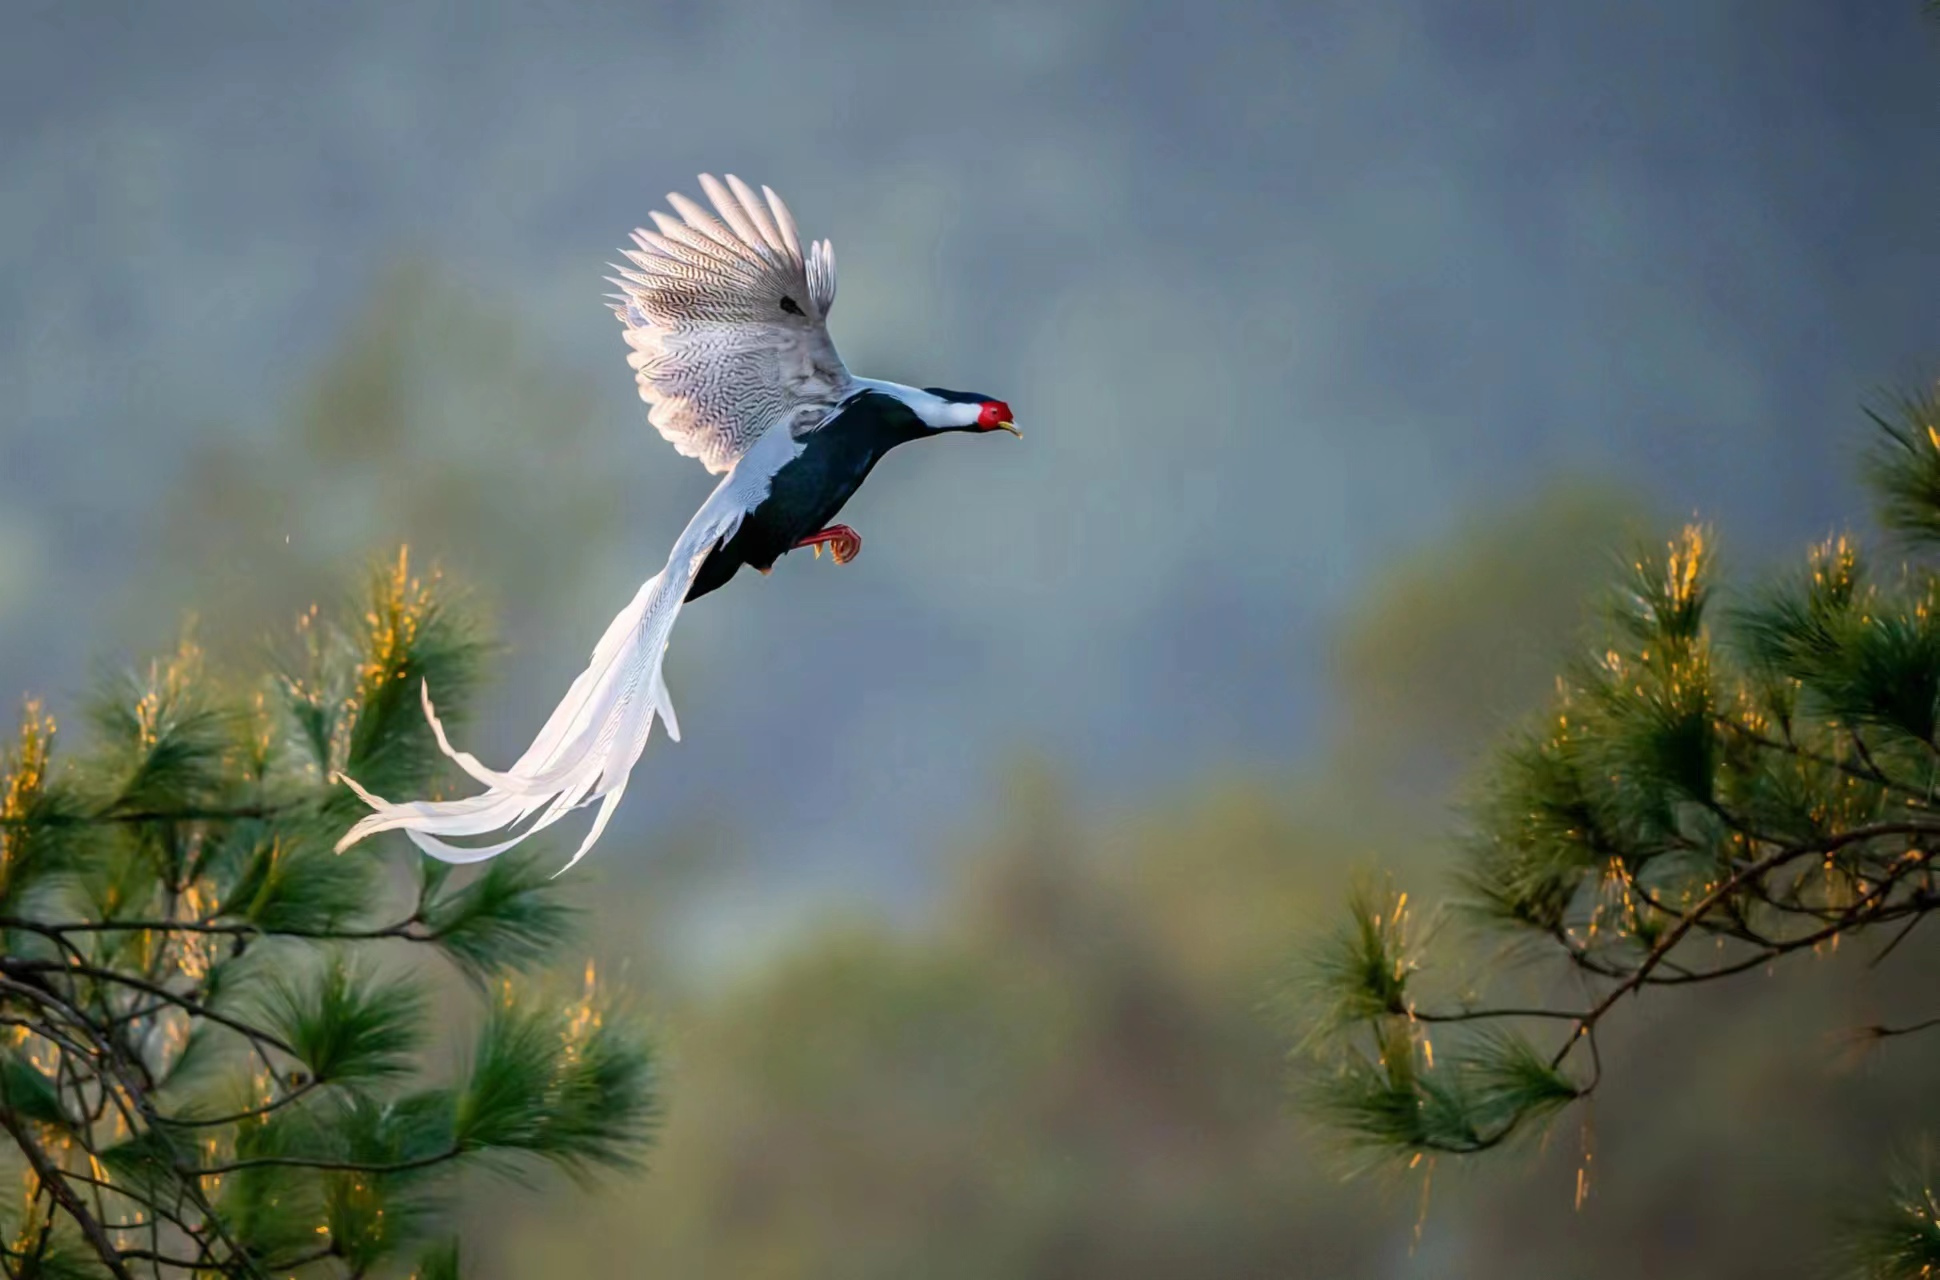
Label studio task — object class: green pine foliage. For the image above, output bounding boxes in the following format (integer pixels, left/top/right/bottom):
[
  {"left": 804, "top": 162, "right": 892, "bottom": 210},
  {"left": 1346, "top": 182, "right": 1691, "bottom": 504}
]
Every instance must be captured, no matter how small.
[
  {"left": 0, "top": 549, "right": 657, "bottom": 1278},
  {"left": 1296, "top": 382, "right": 1940, "bottom": 1274},
  {"left": 1836, "top": 1157, "right": 1940, "bottom": 1280}
]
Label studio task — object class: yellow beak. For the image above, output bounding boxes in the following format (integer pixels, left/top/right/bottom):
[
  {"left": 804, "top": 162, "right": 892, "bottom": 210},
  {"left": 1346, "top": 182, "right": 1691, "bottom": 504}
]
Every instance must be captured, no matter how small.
[{"left": 995, "top": 421, "right": 1022, "bottom": 438}]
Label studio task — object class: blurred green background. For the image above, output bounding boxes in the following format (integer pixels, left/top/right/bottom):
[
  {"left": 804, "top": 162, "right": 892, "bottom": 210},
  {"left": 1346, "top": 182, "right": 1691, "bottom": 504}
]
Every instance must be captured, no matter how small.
[{"left": 6, "top": 3, "right": 1940, "bottom": 1275}]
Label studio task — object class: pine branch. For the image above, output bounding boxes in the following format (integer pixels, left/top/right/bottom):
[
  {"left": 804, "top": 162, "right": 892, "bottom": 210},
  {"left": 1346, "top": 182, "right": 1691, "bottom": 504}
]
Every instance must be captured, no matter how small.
[
  {"left": 1859, "top": 1016, "right": 1940, "bottom": 1041},
  {"left": 0, "top": 1106, "right": 135, "bottom": 1280},
  {"left": 1401, "top": 833, "right": 1940, "bottom": 1072},
  {"left": 1871, "top": 912, "right": 1929, "bottom": 967},
  {"left": 1299, "top": 403, "right": 1940, "bottom": 1232},
  {"left": 1543, "top": 836, "right": 1825, "bottom": 1070},
  {"left": 0, "top": 548, "right": 655, "bottom": 1275},
  {"left": 1408, "top": 1006, "right": 1586, "bottom": 1024},
  {"left": 0, "top": 805, "right": 293, "bottom": 828},
  {"left": 195, "top": 1147, "right": 464, "bottom": 1178},
  {"left": 0, "top": 915, "right": 425, "bottom": 940},
  {"left": 1715, "top": 717, "right": 1929, "bottom": 800},
  {"left": 0, "top": 959, "right": 299, "bottom": 1059},
  {"left": 59, "top": 1167, "right": 205, "bottom": 1248},
  {"left": 153, "top": 1080, "right": 320, "bottom": 1129}
]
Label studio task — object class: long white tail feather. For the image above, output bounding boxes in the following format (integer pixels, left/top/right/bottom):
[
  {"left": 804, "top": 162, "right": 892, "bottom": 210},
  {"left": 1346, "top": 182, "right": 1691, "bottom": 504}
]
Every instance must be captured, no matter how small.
[
  {"left": 650, "top": 663, "right": 681, "bottom": 743},
  {"left": 333, "top": 430, "right": 787, "bottom": 870}
]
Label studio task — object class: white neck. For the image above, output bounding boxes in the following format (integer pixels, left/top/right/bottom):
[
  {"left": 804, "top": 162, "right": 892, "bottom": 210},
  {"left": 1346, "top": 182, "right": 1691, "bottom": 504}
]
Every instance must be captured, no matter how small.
[{"left": 850, "top": 378, "right": 981, "bottom": 429}]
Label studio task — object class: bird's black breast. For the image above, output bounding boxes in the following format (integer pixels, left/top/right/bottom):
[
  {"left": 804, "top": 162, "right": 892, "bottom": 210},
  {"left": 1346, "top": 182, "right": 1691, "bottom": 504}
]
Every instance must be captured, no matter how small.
[{"left": 684, "top": 390, "right": 927, "bottom": 602}]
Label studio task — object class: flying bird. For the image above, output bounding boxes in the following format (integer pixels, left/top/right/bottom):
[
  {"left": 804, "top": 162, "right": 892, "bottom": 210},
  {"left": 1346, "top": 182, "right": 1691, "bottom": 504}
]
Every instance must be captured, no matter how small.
[{"left": 334, "top": 174, "right": 1018, "bottom": 871}]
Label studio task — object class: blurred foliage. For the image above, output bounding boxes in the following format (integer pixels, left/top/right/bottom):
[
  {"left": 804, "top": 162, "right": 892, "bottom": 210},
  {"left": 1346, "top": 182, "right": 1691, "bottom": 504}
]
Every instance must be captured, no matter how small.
[
  {"left": 1296, "top": 382, "right": 1940, "bottom": 1276},
  {"left": 1329, "top": 483, "right": 1653, "bottom": 794},
  {"left": 478, "top": 480, "right": 1679, "bottom": 1279},
  {"left": 1835, "top": 1151, "right": 1940, "bottom": 1280},
  {"left": 125, "top": 261, "right": 629, "bottom": 674},
  {"left": 514, "top": 784, "right": 1381, "bottom": 1280},
  {"left": 75, "top": 241, "right": 1940, "bottom": 1276},
  {"left": 0, "top": 550, "right": 655, "bottom": 1278},
  {"left": 447, "top": 438, "right": 1940, "bottom": 1278}
]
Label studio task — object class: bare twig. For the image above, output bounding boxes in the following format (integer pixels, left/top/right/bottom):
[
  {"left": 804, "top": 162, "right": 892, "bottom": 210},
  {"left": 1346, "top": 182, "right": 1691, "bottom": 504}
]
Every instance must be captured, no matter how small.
[
  {"left": 196, "top": 1144, "right": 464, "bottom": 1178},
  {"left": 1869, "top": 910, "right": 1928, "bottom": 969},
  {"left": 154, "top": 1079, "right": 319, "bottom": 1129},
  {"left": 1, "top": 913, "right": 429, "bottom": 943},
  {"left": 1861, "top": 1015, "right": 1940, "bottom": 1041},
  {"left": 1, "top": 957, "right": 297, "bottom": 1058},
  {"left": 0, "top": 1105, "right": 136, "bottom": 1280},
  {"left": 0, "top": 804, "right": 293, "bottom": 828}
]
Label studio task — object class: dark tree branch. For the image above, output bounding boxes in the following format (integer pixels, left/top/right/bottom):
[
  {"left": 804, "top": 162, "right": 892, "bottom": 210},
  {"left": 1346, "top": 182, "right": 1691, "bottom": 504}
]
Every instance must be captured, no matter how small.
[
  {"left": 60, "top": 1168, "right": 207, "bottom": 1252},
  {"left": 1548, "top": 835, "right": 1940, "bottom": 1065},
  {"left": 0, "top": 914, "right": 428, "bottom": 942},
  {"left": 1408, "top": 1004, "right": 1588, "bottom": 1024},
  {"left": 0, "top": 553, "right": 648, "bottom": 1277},
  {"left": 1718, "top": 717, "right": 1939, "bottom": 808},
  {"left": 1869, "top": 910, "right": 1928, "bottom": 968},
  {"left": 195, "top": 1144, "right": 465, "bottom": 1178},
  {"left": 1861, "top": 1015, "right": 1940, "bottom": 1041},
  {"left": 0, "top": 804, "right": 295, "bottom": 828},
  {"left": 1545, "top": 839, "right": 1807, "bottom": 1069},
  {"left": 262, "top": 1243, "right": 340, "bottom": 1272},
  {"left": 0, "top": 1105, "right": 137, "bottom": 1280},
  {"left": 1, "top": 957, "right": 297, "bottom": 1058},
  {"left": 0, "top": 976, "right": 269, "bottom": 1279},
  {"left": 113, "top": 1250, "right": 222, "bottom": 1272},
  {"left": 153, "top": 1080, "right": 320, "bottom": 1129}
]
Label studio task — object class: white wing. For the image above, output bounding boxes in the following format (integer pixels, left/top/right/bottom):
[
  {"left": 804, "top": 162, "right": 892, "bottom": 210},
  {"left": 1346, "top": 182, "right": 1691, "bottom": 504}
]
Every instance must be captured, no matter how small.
[
  {"left": 608, "top": 174, "right": 850, "bottom": 475},
  {"left": 335, "top": 423, "right": 805, "bottom": 872}
]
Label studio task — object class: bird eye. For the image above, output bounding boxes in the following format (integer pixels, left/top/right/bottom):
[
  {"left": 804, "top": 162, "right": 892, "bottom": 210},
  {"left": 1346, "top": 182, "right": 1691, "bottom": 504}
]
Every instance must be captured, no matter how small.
[{"left": 779, "top": 296, "right": 804, "bottom": 316}]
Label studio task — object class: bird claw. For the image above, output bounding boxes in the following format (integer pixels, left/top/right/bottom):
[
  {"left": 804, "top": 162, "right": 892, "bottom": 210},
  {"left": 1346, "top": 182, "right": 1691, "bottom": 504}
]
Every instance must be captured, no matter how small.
[{"left": 794, "top": 525, "right": 862, "bottom": 566}]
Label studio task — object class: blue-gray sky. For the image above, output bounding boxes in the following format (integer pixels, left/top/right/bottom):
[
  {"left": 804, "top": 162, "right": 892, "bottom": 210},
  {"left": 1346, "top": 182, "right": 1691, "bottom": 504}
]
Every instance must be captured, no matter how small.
[{"left": 2, "top": 1, "right": 1936, "bottom": 942}]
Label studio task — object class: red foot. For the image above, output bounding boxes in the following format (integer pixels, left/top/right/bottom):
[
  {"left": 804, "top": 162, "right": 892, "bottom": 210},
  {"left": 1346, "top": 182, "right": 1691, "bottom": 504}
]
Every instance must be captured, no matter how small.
[{"left": 794, "top": 524, "right": 862, "bottom": 565}]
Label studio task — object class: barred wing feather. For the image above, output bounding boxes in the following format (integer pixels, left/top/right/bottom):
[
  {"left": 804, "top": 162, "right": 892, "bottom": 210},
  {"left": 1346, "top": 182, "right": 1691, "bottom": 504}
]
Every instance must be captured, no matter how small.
[{"left": 608, "top": 174, "right": 849, "bottom": 474}]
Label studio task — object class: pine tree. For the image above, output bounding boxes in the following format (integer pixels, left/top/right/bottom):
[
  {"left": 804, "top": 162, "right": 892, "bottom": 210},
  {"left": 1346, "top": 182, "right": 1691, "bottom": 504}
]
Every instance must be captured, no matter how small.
[
  {"left": 1296, "top": 383, "right": 1940, "bottom": 1272},
  {"left": 0, "top": 549, "right": 657, "bottom": 1278}
]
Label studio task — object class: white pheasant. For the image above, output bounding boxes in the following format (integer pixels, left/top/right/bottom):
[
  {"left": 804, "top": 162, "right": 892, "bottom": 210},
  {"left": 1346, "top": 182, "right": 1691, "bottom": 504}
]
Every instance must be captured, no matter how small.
[{"left": 335, "top": 175, "right": 1018, "bottom": 872}]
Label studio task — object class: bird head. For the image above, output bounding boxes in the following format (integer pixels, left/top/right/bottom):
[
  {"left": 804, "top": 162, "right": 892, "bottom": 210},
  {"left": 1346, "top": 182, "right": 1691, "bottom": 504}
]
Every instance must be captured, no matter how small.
[{"left": 920, "top": 387, "right": 1021, "bottom": 437}]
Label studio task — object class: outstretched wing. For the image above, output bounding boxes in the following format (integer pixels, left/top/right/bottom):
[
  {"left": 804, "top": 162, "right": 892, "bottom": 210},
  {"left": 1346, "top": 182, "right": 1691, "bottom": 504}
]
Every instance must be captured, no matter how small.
[
  {"left": 608, "top": 174, "right": 849, "bottom": 475},
  {"left": 335, "top": 422, "right": 807, "bottom": 872}
]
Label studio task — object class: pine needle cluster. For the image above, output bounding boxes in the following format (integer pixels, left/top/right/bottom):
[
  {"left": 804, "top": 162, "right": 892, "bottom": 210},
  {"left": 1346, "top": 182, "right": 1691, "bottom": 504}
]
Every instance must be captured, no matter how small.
[
  {"left": 1297, "top": 384, "right": 1940, "bottom": 1274},
  {"left": 0, "top": 550, "right": 657, "bottom": 1279}
]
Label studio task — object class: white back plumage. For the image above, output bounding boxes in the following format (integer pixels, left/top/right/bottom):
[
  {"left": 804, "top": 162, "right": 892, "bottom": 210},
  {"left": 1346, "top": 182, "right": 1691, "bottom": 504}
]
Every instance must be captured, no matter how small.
[{"left": 608, "top": 174, "right": 851, "bottom": 474}]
